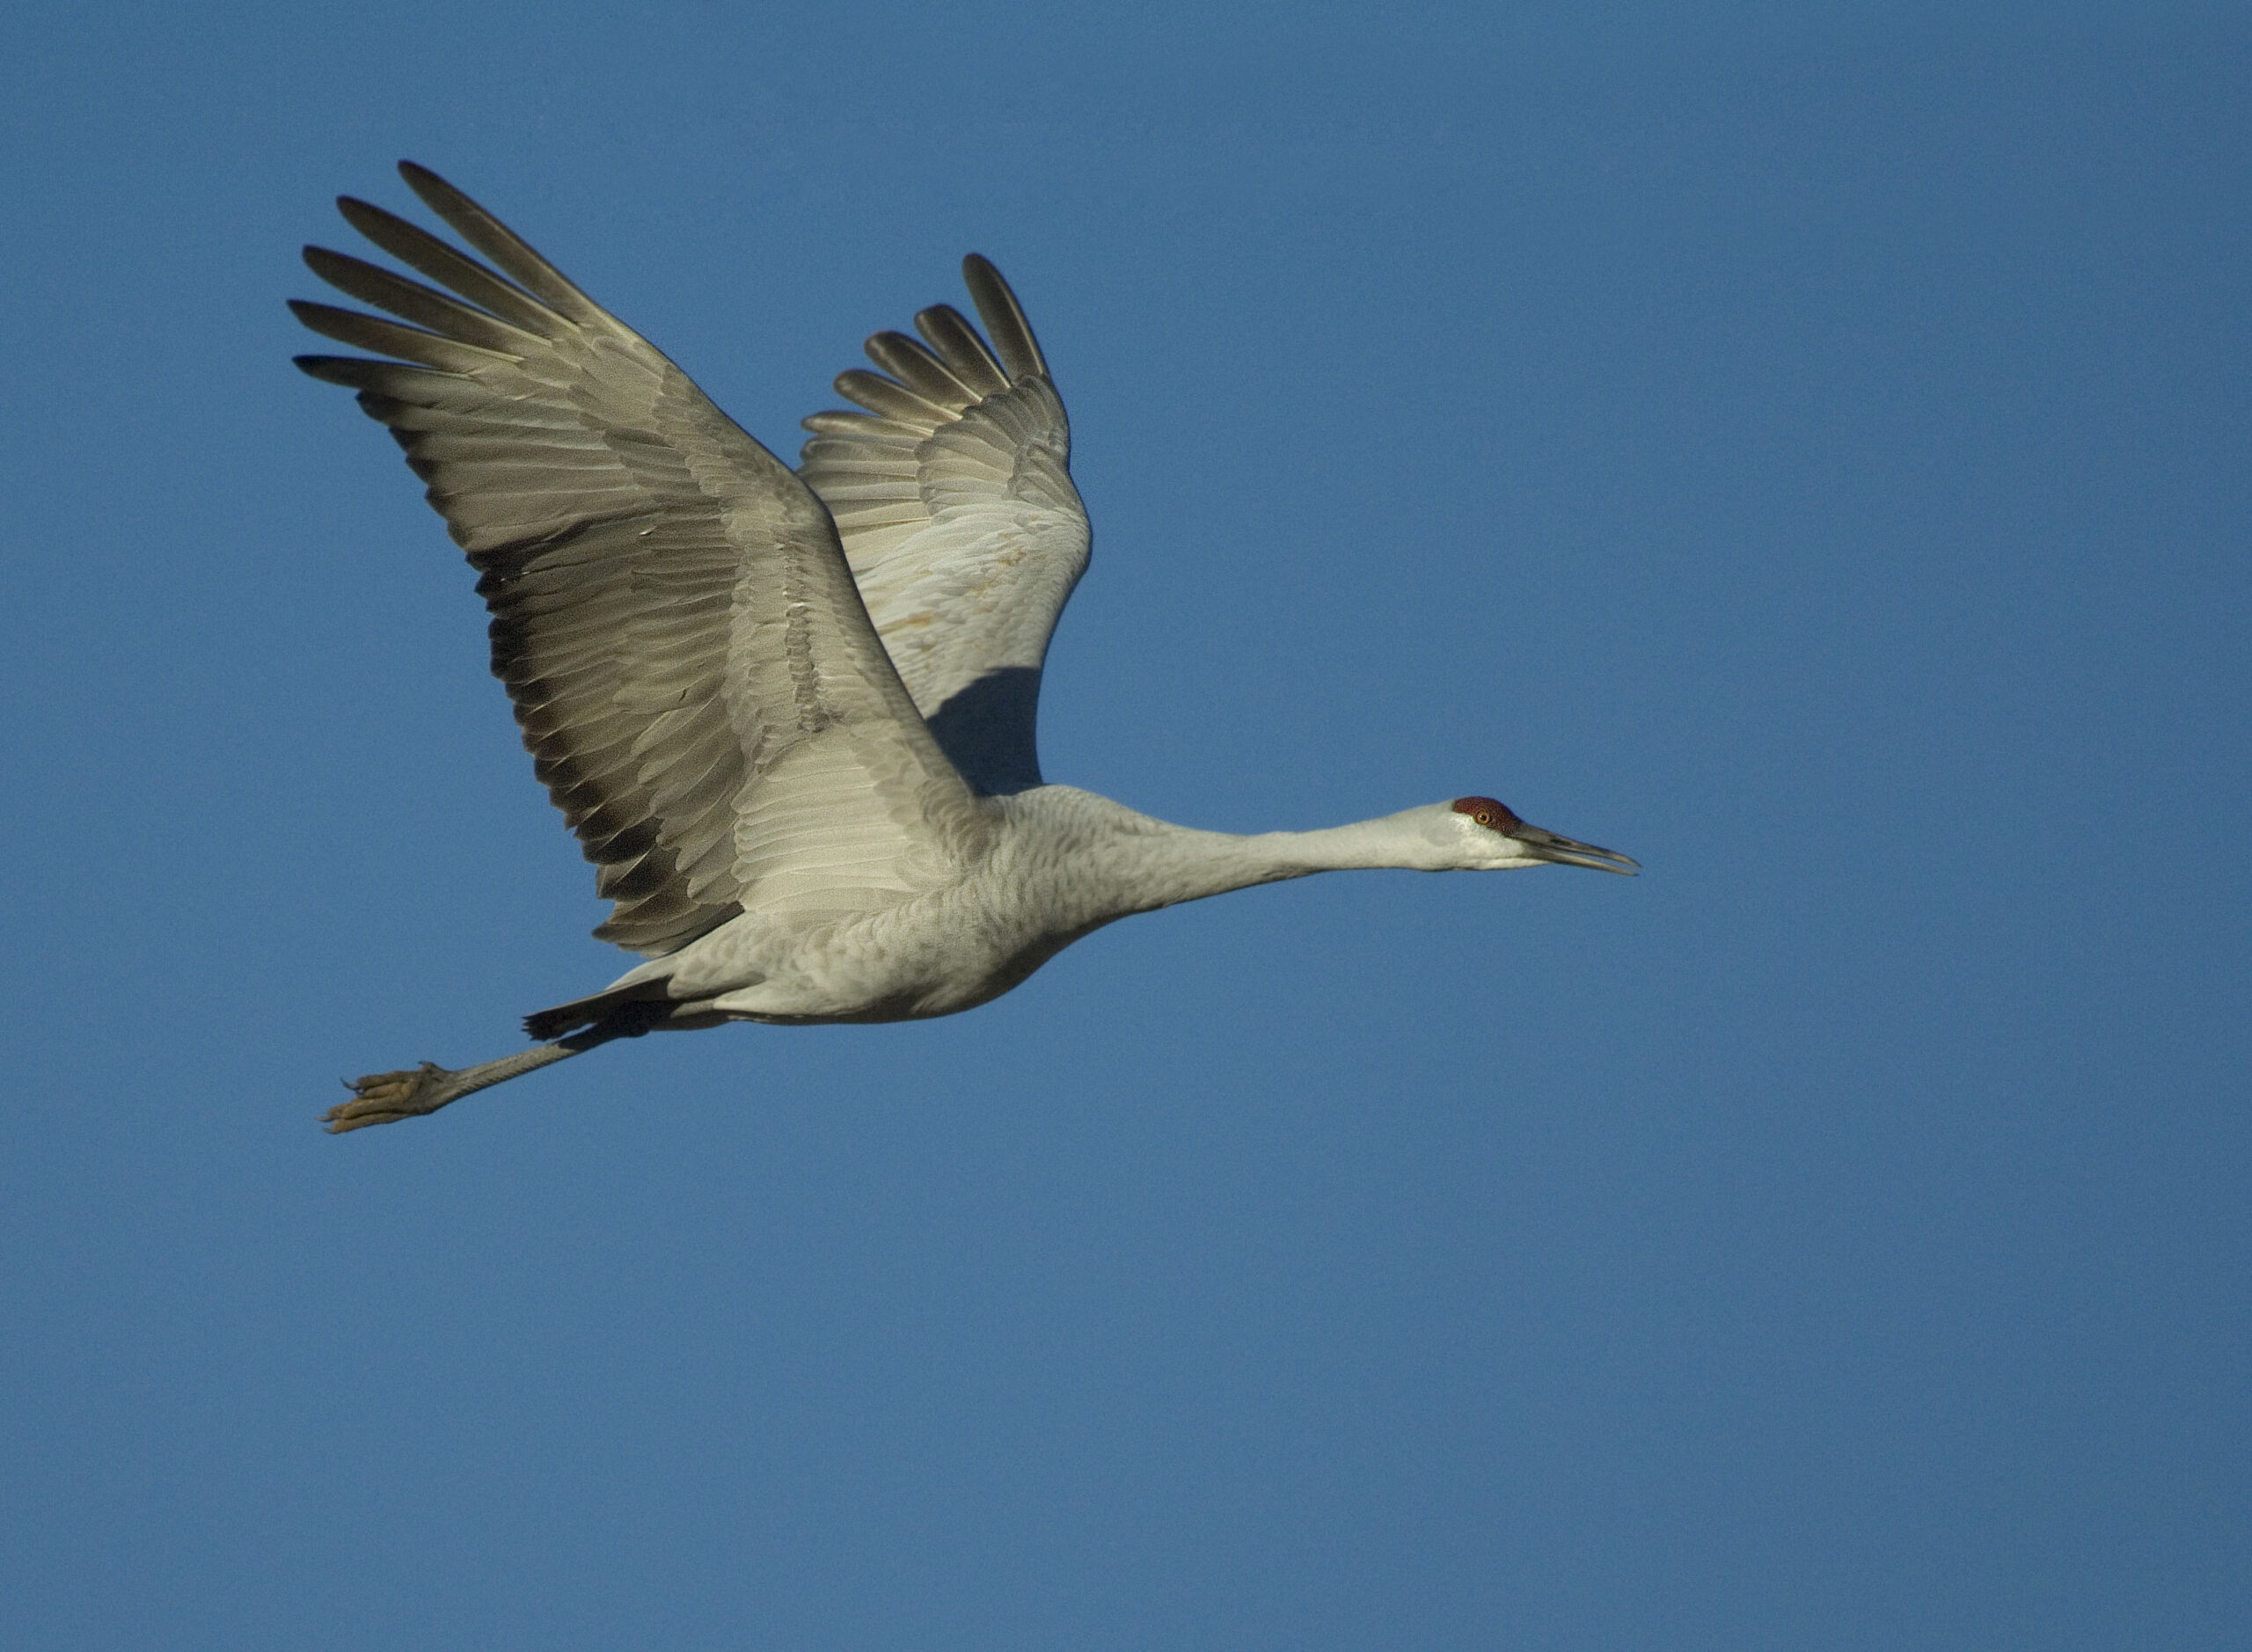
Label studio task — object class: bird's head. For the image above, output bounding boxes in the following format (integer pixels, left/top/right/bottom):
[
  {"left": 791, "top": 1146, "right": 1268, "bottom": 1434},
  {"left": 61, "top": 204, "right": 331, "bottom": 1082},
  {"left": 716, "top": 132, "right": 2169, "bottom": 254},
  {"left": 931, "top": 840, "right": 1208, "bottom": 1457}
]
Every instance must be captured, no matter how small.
[{"left": 1439, "top": 795, "right": 1638, "bottom": 874}]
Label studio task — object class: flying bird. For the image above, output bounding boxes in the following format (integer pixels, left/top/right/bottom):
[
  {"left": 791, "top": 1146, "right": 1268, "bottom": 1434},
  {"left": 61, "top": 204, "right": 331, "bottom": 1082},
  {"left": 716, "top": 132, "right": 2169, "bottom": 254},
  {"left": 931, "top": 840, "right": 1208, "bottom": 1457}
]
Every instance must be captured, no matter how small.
[{"left": 293, "top": 163, "right": 1635, "bottom": 1132}]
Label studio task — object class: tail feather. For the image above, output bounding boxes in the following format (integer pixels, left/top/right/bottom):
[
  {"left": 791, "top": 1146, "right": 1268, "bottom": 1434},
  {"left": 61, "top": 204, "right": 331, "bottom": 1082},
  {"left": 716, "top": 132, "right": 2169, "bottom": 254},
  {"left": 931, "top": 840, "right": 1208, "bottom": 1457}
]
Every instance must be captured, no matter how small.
[{"left": 523, "top": 983, "right": 669, "bottom": 1042}]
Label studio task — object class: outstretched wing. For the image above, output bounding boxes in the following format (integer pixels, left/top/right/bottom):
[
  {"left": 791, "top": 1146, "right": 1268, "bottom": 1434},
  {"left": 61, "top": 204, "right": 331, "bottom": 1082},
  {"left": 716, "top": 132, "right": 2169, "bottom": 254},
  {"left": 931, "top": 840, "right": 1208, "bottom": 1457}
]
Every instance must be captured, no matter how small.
[
  {"left": 293, "top": 164, "right": 983, "bottom": 955},
  {"left": 798, "top": 259, "right": 1090, "bottom": 795}
]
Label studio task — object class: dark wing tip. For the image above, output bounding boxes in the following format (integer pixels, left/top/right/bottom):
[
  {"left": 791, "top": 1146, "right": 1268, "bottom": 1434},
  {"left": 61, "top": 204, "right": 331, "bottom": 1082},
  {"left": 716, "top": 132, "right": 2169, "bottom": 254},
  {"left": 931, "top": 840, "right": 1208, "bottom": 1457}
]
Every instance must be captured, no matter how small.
[
  {"left": 292, "top": 353, "right": 374, "bottom": 384},
  {"left": 397, "top": 160, "right": 468, "bottom": 221},
  {"left": 387, "top": 160, "right": 605, "bottom": 327},
  {"left": 960, "top": 254, "right": 1046, "bottom": 381},
  {"left": 395, "top": 161, "right": 456, "bottom": 218}
]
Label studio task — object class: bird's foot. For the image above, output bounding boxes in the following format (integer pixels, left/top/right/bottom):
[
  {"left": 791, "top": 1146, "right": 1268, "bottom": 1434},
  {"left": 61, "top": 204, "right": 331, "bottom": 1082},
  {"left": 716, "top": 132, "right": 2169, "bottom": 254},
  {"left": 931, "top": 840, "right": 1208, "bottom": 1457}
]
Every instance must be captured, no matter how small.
[{"left": 324, "top": 1061, "right": 460, "bottom": 1133}]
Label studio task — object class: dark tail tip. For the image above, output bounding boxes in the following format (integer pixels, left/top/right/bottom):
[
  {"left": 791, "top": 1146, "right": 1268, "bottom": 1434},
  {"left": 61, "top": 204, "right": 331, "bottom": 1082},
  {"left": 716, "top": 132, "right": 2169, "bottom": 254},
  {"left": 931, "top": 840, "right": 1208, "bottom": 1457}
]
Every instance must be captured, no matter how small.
[{"left": 524, "top": 1005, "right": 596, "bottom": 1042}]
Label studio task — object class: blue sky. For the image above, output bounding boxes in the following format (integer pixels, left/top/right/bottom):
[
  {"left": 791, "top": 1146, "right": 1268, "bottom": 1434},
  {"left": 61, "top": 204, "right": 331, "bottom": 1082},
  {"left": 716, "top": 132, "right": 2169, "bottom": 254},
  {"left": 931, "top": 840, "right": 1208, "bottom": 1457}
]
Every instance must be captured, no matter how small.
[{"left": 3, "top": 4, "right": 2246, "bottom": 1648}]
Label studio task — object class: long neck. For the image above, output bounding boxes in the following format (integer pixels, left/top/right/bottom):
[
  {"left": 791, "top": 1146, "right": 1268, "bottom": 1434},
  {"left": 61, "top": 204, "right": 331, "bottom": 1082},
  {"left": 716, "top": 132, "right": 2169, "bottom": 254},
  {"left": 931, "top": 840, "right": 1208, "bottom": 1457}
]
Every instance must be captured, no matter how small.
[{"left": 1072, "top": 803, "right": 1453, "bottom": 917}]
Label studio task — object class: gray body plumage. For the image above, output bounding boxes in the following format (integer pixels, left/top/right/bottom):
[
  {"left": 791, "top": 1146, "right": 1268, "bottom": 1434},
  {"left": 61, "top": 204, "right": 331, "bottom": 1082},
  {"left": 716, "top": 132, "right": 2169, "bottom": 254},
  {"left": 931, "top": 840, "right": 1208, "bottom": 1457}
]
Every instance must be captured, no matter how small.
[{"left": 293, "top": 165, "right": 1634, "bottom": 1131}]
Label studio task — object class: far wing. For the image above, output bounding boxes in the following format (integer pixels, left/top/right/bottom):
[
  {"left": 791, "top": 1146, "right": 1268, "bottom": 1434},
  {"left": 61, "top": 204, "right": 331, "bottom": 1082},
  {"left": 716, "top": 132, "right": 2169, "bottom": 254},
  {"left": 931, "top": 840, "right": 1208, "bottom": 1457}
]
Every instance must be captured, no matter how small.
[
  {"left": 798, "top": 259, "right": 1090, "bottom": 795},
  {"left": 293, "top": 164, "right": 983, "bottom": 954}
]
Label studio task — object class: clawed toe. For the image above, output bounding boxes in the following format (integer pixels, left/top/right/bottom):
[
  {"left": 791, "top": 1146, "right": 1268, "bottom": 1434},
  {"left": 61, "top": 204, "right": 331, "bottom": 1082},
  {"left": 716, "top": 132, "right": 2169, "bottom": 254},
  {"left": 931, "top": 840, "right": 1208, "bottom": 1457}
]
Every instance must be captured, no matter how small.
[
  {"left": 323, "top": 1061, "right": 453, "bottom": 1132},
  {"left": 320, "top": 1039, "right": 581, "bottom": 1132}
]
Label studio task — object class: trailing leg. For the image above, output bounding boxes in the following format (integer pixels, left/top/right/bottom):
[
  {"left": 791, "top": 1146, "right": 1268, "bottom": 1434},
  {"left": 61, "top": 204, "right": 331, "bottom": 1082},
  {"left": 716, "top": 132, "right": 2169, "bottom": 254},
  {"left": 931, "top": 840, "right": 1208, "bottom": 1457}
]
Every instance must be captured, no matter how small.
[{"left": 322, "top": 1002, "right": 673, "bottom": 1133}]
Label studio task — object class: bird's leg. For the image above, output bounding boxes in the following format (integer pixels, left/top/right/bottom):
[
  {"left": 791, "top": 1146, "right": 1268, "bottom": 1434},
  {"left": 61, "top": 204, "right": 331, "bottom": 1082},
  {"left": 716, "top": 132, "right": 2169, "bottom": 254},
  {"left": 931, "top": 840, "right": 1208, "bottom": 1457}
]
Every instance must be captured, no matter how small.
[
  {"left": 324, "top": 1042, "right": 580, "bottom": 1132},
  {"left": 322, "top": 1003, "right": 669, "bottom": 1133}
]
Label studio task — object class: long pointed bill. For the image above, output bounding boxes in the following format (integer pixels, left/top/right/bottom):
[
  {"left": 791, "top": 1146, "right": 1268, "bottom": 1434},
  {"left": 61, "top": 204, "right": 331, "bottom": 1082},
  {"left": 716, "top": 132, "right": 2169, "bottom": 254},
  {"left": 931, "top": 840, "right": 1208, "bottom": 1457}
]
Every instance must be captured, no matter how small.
[{"left": 1509, "top": 823, "right": 1640, "bottom": 875}]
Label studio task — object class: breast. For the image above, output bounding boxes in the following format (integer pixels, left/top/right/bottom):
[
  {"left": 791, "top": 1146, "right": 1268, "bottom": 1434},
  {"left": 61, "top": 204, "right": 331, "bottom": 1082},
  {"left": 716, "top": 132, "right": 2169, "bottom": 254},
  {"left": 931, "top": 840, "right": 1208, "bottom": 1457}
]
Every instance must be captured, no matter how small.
[
  {"left": 684, "top": 788, "right": 1137, "bottom": 1024},
  {"left": 684, "top": 877, "right": 1064, "bottom": 1023}
]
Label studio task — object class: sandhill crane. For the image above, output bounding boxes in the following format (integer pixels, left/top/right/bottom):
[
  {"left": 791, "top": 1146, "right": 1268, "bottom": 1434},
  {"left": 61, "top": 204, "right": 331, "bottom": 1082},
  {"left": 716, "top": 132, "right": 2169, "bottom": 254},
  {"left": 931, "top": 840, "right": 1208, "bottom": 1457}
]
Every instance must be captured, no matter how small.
[{"left": 293, "top": 163, "right": 1635, "bottom": 1132}]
